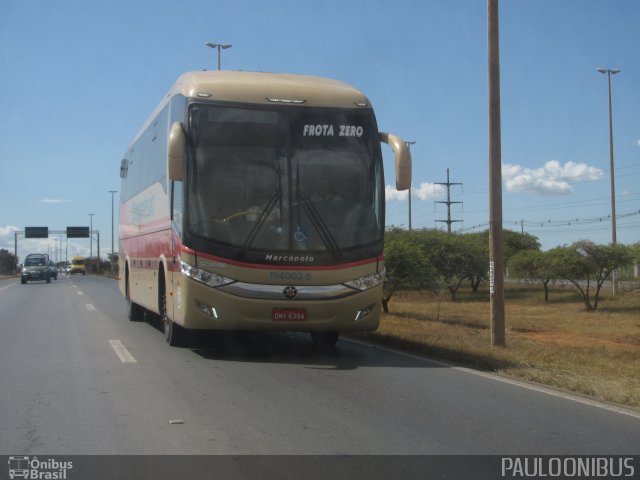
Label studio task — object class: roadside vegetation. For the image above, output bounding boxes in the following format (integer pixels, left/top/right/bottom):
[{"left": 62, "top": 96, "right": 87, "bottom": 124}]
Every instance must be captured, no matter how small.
[{"left": 356, "top": 229, "right": 640, "bottom": 407}]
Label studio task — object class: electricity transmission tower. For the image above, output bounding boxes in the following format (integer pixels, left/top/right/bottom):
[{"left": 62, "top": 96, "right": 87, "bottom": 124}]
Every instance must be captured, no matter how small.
[{"left": 435, "top": 168, "right": 463, "bottom": 232}]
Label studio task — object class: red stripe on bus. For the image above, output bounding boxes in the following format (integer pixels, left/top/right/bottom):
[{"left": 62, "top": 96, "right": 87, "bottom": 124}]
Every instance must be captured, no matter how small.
[{"left": 186, "top": 247, "right": 382, "bottom": 271}]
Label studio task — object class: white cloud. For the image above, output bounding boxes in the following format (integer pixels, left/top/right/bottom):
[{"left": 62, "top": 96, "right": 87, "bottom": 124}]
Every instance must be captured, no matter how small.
[
  {"left": 40, "top": 197, "right": 71, "bottom": 204},
  {"left": 0, "top": 225, "right": 20, "bottom": 237},
  {"left": 385, "top": 183, "right": 447, "bottom": 201},
  {"left": 636, "top": 139, "right": 640, "bottom": 147},
  {"left": 502, "top": 160, "right": 604, "bottom": 195},
  {"left": 414, "top": 182, "right": 446, "bottom": 200},
  {"left": 385, "top": 185, "right": 409, "bottom": 201}
]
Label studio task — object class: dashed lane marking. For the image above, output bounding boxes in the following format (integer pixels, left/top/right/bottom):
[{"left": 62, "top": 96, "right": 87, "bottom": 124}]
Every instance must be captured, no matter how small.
[{"left": 108, "top": 339, "right": 137, "bottom": 363}]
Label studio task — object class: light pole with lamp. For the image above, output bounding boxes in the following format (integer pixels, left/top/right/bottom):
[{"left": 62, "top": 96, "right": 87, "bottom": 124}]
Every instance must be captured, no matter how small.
[
  {"left": 89, "top": 213, "right": 94, "bottom": 274},
  {"left": 108, "top": 190, "right": 117, "bottom": 274},
  {"left": 205, "top": 42, "right": 232, "bottom": 70},
  {"left": 596, "top": 67, "right": 621, "bottom": 294}
]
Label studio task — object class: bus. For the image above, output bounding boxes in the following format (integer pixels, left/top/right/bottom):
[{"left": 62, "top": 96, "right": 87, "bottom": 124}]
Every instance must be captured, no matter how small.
[{"left": 119, "top": 70, "right": 411, "bottom": 347}]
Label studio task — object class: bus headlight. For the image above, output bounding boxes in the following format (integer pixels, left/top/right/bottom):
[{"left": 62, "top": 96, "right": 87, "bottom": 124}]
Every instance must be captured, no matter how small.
[
  {"left": 344, "top": 269, "right": 385, "bottom": 291},
  {"left": 180, "top": 260, "right": 234, "bottom": 288}
]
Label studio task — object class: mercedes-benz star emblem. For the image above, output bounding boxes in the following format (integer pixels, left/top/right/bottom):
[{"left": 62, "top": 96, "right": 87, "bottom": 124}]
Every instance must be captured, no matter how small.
[{"left": 283, "top": 286, "right": 298, "bottom": 299}]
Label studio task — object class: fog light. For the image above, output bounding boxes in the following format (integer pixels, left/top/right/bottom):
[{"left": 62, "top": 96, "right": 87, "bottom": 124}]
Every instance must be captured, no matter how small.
[
  {"left": 198, "top": 303, "right": 219, "bottom": 319},
  {"left": 354, "top": 304, "right": 374, "bottom": 322}
]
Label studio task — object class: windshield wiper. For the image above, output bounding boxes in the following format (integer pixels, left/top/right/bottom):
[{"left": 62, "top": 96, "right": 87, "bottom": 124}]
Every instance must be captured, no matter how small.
[
  {"left": 239, "top": 190, "right": 282, "bottom": 256},
  {"left": 297, "top": 191, "right": 344, "bottom": 261}
]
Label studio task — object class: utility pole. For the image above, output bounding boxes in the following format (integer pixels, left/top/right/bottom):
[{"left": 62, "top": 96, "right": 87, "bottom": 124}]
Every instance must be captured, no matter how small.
[
  {"left": 488, "top": 0, "right": 505, "bottom": 347},
  {"left": 596, "top": 67, "right": 621, "bottom": 295},
  {"left": 109, "top": 190, "right": 117, "bottom": 274},
  {"left": 89, "top": 213, "right": 94, "bottom": 274},
  {"left": 406, "top": 141, "right": 416, "bottom": 230},
  {"left": 435, "top": 168, "right": 463, "bottom": 232}
]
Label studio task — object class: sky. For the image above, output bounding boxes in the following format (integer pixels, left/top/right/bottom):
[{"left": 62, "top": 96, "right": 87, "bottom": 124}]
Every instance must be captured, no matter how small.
[{"left": 1, "top": 0, "right": 639, "bottom": 262}]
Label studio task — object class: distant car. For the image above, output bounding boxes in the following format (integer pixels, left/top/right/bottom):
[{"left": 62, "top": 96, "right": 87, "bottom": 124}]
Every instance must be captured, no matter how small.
[
  {"left": 49, "top": 262, "right": 58, "bottom": 280},
  {"left": 21, "top": 253, "right": 54, "bottom": 284}
]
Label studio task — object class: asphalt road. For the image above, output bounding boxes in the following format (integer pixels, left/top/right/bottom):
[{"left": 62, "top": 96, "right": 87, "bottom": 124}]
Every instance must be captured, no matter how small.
[{"left": 1, "top": 274, "right": 639, "bottom": 455}]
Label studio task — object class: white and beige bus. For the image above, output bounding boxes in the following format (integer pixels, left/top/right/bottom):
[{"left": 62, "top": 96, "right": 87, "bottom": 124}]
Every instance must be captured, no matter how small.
[{"left": 119, "top": 70, "right": 411, "bottom": 346}]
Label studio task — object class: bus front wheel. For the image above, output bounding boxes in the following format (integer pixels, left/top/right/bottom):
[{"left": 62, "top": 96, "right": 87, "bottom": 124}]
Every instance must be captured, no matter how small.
[
  {"left": 163, "top": 317, "right": 188, "bottom": 347},
  {"left": 160, "top": 287, "right": 188, "bottom": 347}
]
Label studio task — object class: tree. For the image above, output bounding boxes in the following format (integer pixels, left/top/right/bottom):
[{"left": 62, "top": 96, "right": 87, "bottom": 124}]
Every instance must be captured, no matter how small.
[
  {"left": 502, "top": 229, "right": 542, "bottom": 261},
  {"left": 476, "top": 229, "right": 541, "bottom": 265},
  {"left": 472, "top": 229, "right": 540, "bottom": 292},
  {"left": 0, "top": 249, "right": 17, "bottom": 274},
  {"left": 420, "top": 230, "right": 480, "bottom": 301},
  {"left": 465, "top": 232, "right": 490, "bottom": 293},
  {"left": 509, "top": 249, "right": 557, "bottom": 302},
  {"left": 551, "top": 241, "right": 633, "bottom": 311},
  {"left": 382, "top": 229, "right": 437, "bottom": 312}
]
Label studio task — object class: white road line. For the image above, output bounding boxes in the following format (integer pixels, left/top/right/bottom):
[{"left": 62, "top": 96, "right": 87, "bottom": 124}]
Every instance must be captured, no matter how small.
[
  {"left": 109, "top": 339, "right": 137, "bottom": 363},
  {"left": 77, "top": 291, "right": 83, "bottom": 295},
  {"left": 0, "top": 282, "right": 16, "bottom": 292},
  {"left": 85, "top": 304, "right": 96, "bottom": 311},
  {"left": 344, "top": 337, "right": 640, "bottom": 420}
]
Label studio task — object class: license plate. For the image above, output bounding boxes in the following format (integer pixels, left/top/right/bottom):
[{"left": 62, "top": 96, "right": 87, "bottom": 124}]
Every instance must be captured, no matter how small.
[{"left": 272, "top": 308, "right": 307, "bottom": 322}]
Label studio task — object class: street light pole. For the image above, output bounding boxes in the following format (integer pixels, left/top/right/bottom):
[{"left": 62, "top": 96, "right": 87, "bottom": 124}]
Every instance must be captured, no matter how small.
[
  {"left": 405, "top": 141, "right": 416, "bottom": 230},
  {"left": 596, "top": 67, "right": 621, "bottom": 294},
  {"left": 89, "top": 213, "right": 94, "bottom": 274},
  {"left": 109, "top": 190, "right": 117, "bottom": 274},
  {"left": 205, "top": 42, "right": 232, "bottom": 70}
]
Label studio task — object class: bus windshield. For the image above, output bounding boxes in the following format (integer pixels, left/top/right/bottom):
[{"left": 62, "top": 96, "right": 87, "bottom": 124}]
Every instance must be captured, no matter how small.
[{"left": 186, "top": 104, "right": 384, "bottom": 264}]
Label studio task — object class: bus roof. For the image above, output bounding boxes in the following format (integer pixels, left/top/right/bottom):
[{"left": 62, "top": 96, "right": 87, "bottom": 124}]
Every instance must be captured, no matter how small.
[
  {"left": 171, "top": 70, "right": 371, "bottom": 108},
  {"left": 129, "top": 71, "right": 372, "bottom": 149}
]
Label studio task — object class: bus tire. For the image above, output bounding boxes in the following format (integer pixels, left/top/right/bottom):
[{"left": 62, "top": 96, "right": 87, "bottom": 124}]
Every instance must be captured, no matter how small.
[
  {"left": 310, "top": 331, "right": 340, "bottom": 347},
  {"left": 163, "top": 317, "right": 188, "bottom": 347},
  {"left": 126, "top": 265, "right": 144, "bottom": 321},
  {"left": 159, "top": 273, "right": 189, "bottom": 347},
  {"left": 128, "top": 300, "right": 145, "bottom": 322}
]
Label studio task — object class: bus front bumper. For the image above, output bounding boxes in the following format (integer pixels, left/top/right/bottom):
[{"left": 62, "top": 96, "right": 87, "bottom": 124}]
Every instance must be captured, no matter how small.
[{"left": 176, "top": 277, "right": 382, "bottom": 332}]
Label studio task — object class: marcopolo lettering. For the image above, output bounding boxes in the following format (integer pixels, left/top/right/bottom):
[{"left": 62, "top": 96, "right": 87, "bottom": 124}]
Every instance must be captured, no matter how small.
[{"left": 265, "top": 254, "right": 314, "bottom": 263}]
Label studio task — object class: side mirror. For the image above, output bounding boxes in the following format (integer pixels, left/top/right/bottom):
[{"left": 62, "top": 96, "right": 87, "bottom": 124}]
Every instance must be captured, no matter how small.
[
  {"left": 379, "top": 132, "right": 412, "bottom": 191},
  {"left": 168, "top": 122, "right": 185, "bottom": 181}
]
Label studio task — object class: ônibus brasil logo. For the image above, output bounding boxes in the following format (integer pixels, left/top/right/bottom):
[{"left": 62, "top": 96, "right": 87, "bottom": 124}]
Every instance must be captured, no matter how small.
[{"left": 8, "top": 456, "right": 73, "bottom": 479}]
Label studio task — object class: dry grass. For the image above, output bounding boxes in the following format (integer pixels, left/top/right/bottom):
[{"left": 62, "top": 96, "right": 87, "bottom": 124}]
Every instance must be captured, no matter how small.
[{"left": 352, "top": 283, "right": 640, "bottom": 407}]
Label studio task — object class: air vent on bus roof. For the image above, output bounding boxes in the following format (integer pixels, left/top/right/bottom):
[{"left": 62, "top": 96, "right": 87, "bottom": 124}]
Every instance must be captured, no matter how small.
[{"left": 266, "top": 97, "right": 306, "bottom": 104}]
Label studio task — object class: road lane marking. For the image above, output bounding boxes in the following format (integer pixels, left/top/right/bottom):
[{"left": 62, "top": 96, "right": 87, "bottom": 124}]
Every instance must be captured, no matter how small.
[
  {"left": 109, "top": 339, "right": 137, "bottom": 363},
  {"left": 77, "top": 291, "right": 83, "bottom": 295},
  {"left": 85, "top": 304, "right": 96, "bottom": 311},
  {"left": 0, "top": 282, "right": 16, "bottom": 292},
  {"left": 344, "top": 337, "right": 640, "bottom": 420}
]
